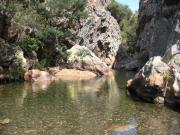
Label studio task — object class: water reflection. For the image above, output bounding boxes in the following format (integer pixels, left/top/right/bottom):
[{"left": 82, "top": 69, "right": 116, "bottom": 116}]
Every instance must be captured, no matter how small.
[{"left": 0, "top": 71, "right": 179, "bottom": 135}]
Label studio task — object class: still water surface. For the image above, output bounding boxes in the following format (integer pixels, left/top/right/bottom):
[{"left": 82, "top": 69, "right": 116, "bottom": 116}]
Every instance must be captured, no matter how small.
[{"left": 0, "top": 71, "right": 179, "bottom": 135}]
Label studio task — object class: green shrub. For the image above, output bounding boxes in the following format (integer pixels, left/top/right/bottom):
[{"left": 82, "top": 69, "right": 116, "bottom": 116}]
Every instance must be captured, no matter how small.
[
  {"left": 19, "top": 36, "right": 43, "bottom": 56},
  {"left": 163, "top": 70, "right": 173, "bottom": 82}
]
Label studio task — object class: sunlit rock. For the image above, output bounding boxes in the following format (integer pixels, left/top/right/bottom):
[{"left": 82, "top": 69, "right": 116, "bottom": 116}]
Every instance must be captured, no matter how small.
[
  {"left": 67, "top": 45, "right": 109, "bottom": 75},
  {"left": 78, "top": 0, "right": 121, "bottom": 67},
  {"left": 127, "top": 56, "right": 171, "bottom": 102}
]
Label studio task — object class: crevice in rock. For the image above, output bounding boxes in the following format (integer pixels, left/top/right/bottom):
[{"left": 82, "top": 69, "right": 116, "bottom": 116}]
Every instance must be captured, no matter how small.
[
  {"left": 97, "top": 40, "right": 104, "bottom": 51},
  {"left": 97, "top": 26, "right": 108, "bottom": 33}
]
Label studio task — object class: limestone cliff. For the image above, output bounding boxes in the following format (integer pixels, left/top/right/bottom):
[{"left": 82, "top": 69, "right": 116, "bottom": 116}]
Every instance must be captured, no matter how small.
[
  {"left": 127, "top": 0, "right": 180, "bottom": 105},
  {"left": 137, "top": 0, "right": 180, "bottom": 59},
  {"left": 77, "top": 0, "right": 121, "bottom": 67}
]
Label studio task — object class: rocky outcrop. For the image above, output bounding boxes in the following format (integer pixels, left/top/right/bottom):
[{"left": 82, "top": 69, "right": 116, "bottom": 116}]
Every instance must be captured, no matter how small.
[
  {"left": 67, "top": 45, "right": 109, "bottom": 75},
  {"left": 136, "top": 0, "right": 180, "bottom": 59},
  {"left": 127, "top": 57, "right": 170, "bottom": 103},
  {"left": 24, "top": 68, "right": 97, "bottom": 82},
  {"left": 77, "top": 0, "right": 121, "bottom": 67},
  {"left": 127, "top": 0, "right": 180, "bottom": 104},
  {"left": 0, "top": 42, "right": 29, "bottom": 82},
  {"left": 127, "top": 54, "right": 180, "bottom": 104}
]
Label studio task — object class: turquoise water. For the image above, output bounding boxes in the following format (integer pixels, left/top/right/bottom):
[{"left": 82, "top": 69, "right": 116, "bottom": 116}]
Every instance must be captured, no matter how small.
[{"left": 0, "top": 71, "right": 179, "bottom": 135}]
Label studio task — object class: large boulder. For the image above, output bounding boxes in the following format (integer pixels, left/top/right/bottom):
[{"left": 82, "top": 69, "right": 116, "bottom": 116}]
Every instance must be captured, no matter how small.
[
  {"left": 127, "top": 56, "right": 171, "bottom": 103},
  {"left": 67, "top": 45, "right": 109, "bottom": 75},
  {"left": 77, "top": 0, "right": 121, "bottom": 67}
]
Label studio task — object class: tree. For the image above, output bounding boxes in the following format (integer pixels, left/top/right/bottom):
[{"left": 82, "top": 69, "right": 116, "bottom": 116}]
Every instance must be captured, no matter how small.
[
  {"left": 0, "top": 0, "right": 87, "bottom": 66},
  {"left": 108, "top": 0, "right": 138, "bottom": 53}
]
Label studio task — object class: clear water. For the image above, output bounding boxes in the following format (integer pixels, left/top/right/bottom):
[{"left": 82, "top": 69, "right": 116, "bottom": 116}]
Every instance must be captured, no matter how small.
[{"left": 0, "top": 71, "right": 179, "bottom": 135}]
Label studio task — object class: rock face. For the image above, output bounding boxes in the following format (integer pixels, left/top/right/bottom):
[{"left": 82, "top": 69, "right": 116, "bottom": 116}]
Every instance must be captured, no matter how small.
[
  {"left": 127, "top": 49, "right": 180, "bottom": 104},
  {"left": 67, "top": 45, "right": 109, "bottom": 75},
  {"left": 0, "top": 42, "right": 29, "bottom": 81},
  {"left": 77, "top": 0, "right": 121, "bottom": 67},
  {"left": 127, "top": 0, "right": 180, "bottom": 104},
  {"left": 127, "top": 56, "right": 171, "bottom": 103},
  {"left": 136, "top": 0, "right": 180, "bottom": 59}
]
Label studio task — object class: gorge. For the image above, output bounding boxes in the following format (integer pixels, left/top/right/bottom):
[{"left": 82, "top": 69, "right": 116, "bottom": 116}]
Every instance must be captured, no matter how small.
[{"left": 0, "top": 0, "right": 180, "bottom": 134}]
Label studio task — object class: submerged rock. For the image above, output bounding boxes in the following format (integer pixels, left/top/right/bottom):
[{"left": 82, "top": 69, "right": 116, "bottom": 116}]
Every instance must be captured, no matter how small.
[{"left": 104, "top": 124, "right": 137, "bottom": 135}]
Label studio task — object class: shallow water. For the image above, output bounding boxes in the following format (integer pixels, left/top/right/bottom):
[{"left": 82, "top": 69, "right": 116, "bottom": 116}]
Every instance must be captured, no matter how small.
[{"left": 0, "top": 71, "right": 179, "bottom": 135}]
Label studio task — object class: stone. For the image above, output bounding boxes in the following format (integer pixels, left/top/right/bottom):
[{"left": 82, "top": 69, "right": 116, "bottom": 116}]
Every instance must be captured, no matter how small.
[
  {"left": 77, "top": 0, "right": 121, "bottom": 67},
  {"left": 137, "top": 0, "right": 180, "bottom": 59},
  {"left": 67, "top": 45, "right": 109, "bottom": 75},
  {"left": 24, "top": 68, "right": 98, "bottom": 82},
  {"left": 24, "top": 69, "right": 52, "bottom": 82},
  {"left": 127, "top": 56, "right": 170, "bottom": 102},
  {"left": 125, "top": 59, "right": 142, "bottom": 71},
  {"left": 154, "top": 96, "right": 165, "bottom": 104},
  {"left": 0, "top": 43, "right": 15, "bottom": 67},
  {"left": 104, "top": 124, "right": 137, "bottom": 135},
  {"left": 169, "top": 54, "right": 180, "bottom": 95},
  {"left": 0, "top": 118, "right": 10, "bottom": 124},
  {"left": 163, "top": 42, "right": 180, "bottom": 62},
  {"left": 113, "top": 45, "right": 132, "bottom": 69},
  {"left": 54, "top": 69, "right": 97, "bottom": 81}
]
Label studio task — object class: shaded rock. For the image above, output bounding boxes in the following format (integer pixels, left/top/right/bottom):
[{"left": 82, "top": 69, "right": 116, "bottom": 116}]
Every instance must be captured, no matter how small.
[
  {"left": 0, "top": 43, "right": 15, "bottom": 67},
  {"left": 137, "top": 0, "right": 180, "bottom": 60},
  {"left": 113, "top": 45, "right": 132, "bottom": 69},
  {"left": 127, "top": 56, "right": 170, "bottom": 102},
  {"left": 125, "top": 59, "right": 142, "bottom": 71},
  {"left": 0, "top": 43, "right": 29, "bottom": 82},
  {"left": 77, "top": 0, "right": 121, "bottom": 67},
  {"left": 67, "top": 45, "right": 109, "bottom": 75}
]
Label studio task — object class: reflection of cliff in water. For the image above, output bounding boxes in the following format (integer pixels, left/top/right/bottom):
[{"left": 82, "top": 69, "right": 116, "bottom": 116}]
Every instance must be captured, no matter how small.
[{"left": 0, "top": 71, "right": 179, "bottom": 134}]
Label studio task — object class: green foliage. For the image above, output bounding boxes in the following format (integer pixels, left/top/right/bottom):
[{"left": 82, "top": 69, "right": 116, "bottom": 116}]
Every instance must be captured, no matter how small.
[
  {"left": 108, "top": 0, "right": 132, "bottom": 22},
  {"left": 163, "top": 71, "right": 173, "bottom": 82},
  {"left": 0, "top": 0, "right": 87, "bottom": 68},
  {"left": 19, "top": 36, "right": 43, "bottom": 55},
  {"left": 76, "top": 48, "right": 91, "bottom": 58},
  {"left": 35, "top": 59, "right": 47, "bottom": 70},
  {"left": 108, "top": 0, "right": 138, "bottom": 53},
  {"left": 16, "top": 66, "right": 26, "bottom": 80}
]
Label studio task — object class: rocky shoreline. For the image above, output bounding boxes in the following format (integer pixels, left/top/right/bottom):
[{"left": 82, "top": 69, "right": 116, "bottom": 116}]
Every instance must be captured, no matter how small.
[{"left": 24, "top": 68, "right": 104, "bottom": 82}]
